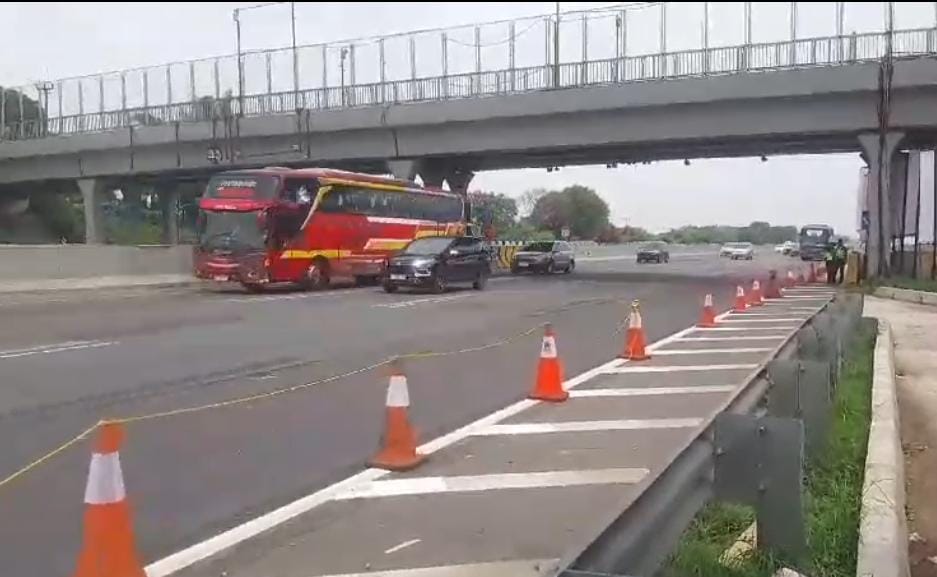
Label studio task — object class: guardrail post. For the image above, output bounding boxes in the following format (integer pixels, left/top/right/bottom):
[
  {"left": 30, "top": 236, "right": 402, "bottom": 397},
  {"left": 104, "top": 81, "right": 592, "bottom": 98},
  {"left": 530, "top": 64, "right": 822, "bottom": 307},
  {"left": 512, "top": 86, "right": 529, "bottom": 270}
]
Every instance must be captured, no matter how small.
[
  {"left": 714, "top": 413, "right": 806, "bottom": 564},
  {"left": 440, "top": 33, "right": 447, "bottom": 99},
  {"left": 767, "top": 359, "right": 832, "bottom": 458}
]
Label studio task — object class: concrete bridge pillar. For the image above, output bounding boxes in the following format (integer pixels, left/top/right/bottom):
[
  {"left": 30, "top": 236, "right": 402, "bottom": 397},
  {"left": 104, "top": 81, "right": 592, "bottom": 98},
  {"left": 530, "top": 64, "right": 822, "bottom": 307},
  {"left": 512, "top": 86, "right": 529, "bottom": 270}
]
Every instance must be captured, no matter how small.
[
  {"left": 77, "top": 178, "right": 107, "bottom": 244},
  {"left": 858, "top": 132, "right": 905, "bottom": 278},
  {"left": 158, "top": 184, "right": 180, "bottom": 245}
]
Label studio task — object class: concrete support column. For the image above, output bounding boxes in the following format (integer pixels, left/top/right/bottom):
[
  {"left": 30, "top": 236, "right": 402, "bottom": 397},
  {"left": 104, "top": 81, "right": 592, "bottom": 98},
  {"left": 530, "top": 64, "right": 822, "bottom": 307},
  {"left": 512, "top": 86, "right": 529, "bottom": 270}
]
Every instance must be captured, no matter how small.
[
  {"left": 77, "top": 178, "right": 107, "bottom": 244},
  {"left": 858, "top": 132, "right": 905, "bottom": 277},
  {"left": 159, "top": 184, "right": 180, "bottom": 245},
  {"left": 386, "top": 159, "right": 419, "bottom": 182},
  {"left": 445, "top": 169, "right": 475, "bottom": 224}
]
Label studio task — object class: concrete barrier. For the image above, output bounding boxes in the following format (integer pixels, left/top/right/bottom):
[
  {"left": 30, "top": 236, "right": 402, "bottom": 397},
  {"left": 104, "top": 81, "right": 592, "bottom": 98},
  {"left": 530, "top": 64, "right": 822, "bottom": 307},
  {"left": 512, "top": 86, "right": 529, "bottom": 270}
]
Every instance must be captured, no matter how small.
[
  {"left": 0, "top": 244, "right": 192, "bottom": 288},
  {"left": 874, "top": 286, "right": 937, "bottom": 307},
  {"left": 855, "top": 319, "right": 910, "bottom": 577}
]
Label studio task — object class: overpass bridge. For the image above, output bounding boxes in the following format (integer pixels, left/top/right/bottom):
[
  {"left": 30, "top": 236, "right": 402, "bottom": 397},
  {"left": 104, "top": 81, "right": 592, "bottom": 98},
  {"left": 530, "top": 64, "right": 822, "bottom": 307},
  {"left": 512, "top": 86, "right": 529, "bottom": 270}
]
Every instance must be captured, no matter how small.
[{"left": 1, "top": 4, "right": 936, "bottom": 274}]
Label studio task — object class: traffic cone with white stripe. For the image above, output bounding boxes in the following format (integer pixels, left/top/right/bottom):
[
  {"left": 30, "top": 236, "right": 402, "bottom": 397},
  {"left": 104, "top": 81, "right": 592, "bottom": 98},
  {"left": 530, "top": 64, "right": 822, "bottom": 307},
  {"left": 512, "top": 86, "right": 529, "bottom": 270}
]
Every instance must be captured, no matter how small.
[
  {"left": 748, "top": 280, "right": 764, "bottom": 307},
  {"left": 808, "top": 263, "right": 818, "bottom": 283},
  {"left": 370, "top": 362, "right": 425, "bottom": 471},
  {"left": 785, "top": 269, "right": 797, "bottom": 288},
  {"left": 797, "top": 269, "right": 806, "bottom": 284},
  {"left": 622, "top": 300, "right": 651, "bottom": 360},
  {"left": 698, "top": 293, "right": 717, "bottom": 328},
  {"left": 529, "top": 323, "right": 567, "bottom": 402},
  {"left": 734, "top": 285, "right": 748, "bottom": 312},
  {"left": 72, "top": 422, "right": 145, "bottom": 577}
]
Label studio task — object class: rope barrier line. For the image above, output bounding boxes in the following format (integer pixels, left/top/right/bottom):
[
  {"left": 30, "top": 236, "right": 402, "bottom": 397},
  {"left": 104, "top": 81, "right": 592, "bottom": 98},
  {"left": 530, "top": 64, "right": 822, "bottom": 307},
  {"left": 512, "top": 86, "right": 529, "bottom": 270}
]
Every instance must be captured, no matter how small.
[
  {"left": 0, "top": 423, "right": 98, "bottom": 490},
  {"left": 0, "top": 294, "right": 633, "bottom": 493}
]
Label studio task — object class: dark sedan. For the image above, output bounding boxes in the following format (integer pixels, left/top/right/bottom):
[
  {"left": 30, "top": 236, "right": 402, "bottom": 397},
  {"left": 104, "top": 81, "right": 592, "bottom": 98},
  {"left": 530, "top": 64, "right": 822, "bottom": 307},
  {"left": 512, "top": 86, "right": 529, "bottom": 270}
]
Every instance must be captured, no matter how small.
[
  {"left": 511, "top": 241, "right": 575, "bottom": 274},
  {"left": 383, "top": 236, "right": 491, "bottom": 293},
  {"left": 636, "top": 242, "right": 670, "bottom": 264}
]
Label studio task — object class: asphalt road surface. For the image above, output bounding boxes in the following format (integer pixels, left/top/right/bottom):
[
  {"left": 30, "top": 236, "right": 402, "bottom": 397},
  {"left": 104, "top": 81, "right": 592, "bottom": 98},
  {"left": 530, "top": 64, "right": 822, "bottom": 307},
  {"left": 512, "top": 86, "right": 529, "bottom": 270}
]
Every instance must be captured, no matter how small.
[{"left": 0, "top": 246, "right": 803, "bottom": 577}]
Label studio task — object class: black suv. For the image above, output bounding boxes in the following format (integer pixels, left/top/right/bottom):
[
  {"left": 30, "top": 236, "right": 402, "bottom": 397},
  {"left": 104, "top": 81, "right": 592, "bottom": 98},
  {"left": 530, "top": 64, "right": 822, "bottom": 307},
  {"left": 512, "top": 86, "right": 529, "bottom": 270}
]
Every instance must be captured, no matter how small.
[{"left": 384, "top": 236, "right": 492, "bottom": 293}]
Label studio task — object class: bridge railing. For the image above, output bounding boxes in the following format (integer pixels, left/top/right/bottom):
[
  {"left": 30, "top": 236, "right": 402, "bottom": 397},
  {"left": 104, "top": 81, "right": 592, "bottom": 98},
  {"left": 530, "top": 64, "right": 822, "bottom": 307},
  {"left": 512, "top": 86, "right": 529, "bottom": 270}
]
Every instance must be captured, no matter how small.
[{"left": 4, "top": 27, "right": 936, "bottom": 142}]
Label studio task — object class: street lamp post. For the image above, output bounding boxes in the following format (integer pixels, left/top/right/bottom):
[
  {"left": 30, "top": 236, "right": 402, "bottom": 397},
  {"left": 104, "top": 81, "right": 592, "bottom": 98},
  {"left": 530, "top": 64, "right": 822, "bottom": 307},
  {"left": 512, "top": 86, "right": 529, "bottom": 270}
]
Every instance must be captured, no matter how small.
[{"left": 233, "top": 8, "right": 243, "bottom": 115}]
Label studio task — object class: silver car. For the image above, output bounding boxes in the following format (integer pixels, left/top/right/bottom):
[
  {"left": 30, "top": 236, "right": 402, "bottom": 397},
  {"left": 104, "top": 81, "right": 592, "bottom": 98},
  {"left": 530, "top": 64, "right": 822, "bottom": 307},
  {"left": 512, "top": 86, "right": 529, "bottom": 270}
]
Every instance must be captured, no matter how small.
[{"left": 722, "top": 242, "right": 754, "bottom": 260}]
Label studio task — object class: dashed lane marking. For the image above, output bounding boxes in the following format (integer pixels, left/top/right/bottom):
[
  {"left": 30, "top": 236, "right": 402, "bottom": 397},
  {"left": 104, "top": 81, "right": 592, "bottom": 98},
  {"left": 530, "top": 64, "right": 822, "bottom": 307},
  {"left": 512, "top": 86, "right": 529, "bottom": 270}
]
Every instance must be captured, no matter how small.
[
  {"left": 372, "top": 293, "right": 476, "bottom": 309},
  {"left": 224, "top": 289, "right": 359, "bottom": 304},
  {"left": 384, "top": 539, "right": 421, "bottom": 555},
  {"left": 314, "top": 559, "right": 560, "bottom": 577},
  {"left": 0, "top": 340, "right": 117, "bottom": 360}
]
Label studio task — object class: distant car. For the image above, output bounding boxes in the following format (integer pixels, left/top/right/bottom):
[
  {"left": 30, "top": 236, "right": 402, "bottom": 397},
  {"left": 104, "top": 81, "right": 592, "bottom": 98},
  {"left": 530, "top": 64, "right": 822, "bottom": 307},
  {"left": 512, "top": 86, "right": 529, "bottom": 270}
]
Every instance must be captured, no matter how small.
[
  {"left": 383, "top": 236, "right": 491, "bottom": 293},
  {"left": 723, "top": 242, "right": 754, "bottom": 260},
  {"left": 636, "top": 242, "right": 670, "bottom": 264},
  {"left": 774, "top": 243, "right": 787, "bottom": 254},
  {"left": 511, "top": 241, "right": 575, "bottom": 274}
]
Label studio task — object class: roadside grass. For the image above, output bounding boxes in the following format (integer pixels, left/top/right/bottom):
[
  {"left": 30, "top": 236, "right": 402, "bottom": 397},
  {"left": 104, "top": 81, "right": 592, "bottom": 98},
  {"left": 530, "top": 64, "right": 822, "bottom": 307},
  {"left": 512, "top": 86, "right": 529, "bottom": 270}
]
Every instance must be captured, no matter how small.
[
  {"left": 661, "top": 319, "right": 876, "bottom": 577},
  {"left": 866, "top": 276, "right": 937, "bottom": 294}
]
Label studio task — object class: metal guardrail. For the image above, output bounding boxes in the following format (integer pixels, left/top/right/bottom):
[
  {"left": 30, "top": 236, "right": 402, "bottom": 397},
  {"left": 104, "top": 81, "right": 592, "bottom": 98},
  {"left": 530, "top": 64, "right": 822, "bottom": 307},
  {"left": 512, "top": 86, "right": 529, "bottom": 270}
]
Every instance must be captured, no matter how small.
[
  {"left": 3, "top": 27, "right": 936, "bottom": 142},
  {"left": 559, "top": 292, "right": 865, "bottom": 575}
]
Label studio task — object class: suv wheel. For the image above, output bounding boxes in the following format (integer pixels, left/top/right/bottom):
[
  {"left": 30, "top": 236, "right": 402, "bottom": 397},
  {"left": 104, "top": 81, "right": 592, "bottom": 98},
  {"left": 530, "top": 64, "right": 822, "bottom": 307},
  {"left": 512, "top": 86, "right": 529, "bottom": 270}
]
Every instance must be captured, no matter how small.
[
  {"left": 382, "top": 281, "right": 398, "bottom": 293},
  {"left": 432, "top": 272, "right": 447, "bottom": 294},
  {"left": 564, "top": 260, "right": 575, "bottom": 274},
  {"left": 302, "top": 259, "right": 330, "bottom": 291}
]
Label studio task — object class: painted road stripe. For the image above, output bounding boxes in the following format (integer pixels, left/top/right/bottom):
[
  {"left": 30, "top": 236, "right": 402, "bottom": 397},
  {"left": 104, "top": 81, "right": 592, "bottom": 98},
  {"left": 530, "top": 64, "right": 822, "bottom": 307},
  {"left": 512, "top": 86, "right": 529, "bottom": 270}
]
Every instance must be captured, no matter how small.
[
  {"left": 728, "top": 312, "right": 811, "bottom": 317},
  {"left": 569, "top": 385, "right": 737, "bottom": 397},
  {"left": 333, "top": 468, "right": 649, "bottom": 500},
  {"left": 314, "top": 559, "right": 560, "bottom": 577},
  {"left": 476, "top": 419, "right": 703, "bottom": 435},
  {"left": 0, "top": 340, "right": 116, "bottom": 359},
  {"left": 606, "top": 364, "right": 759, "bottom": 374},
  {"left": 652, "top": 348, "right": 773, "bottom": 355},
  {"left": 225, "top": 289, "right": 358, "bottom": 303},
  {"left": 719, "top": 318, "right": 803, "bottom": 323},
  {"left": 373, "top": 293, "right": 475, "bottom": 309},
  {"left": 693, "top": 327, "right": 794, "bottom": 332},
  {"left": 384, "top": 539, "right": 421, "bottom": 555},
  {"left": 675, "top": 336, "right": 786, "bottom": 342}
]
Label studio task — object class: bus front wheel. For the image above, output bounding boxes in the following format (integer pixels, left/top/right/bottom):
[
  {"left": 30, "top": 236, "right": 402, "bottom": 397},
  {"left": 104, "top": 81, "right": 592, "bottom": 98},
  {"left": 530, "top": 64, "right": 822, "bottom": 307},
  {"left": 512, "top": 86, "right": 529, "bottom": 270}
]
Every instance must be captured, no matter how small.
[{"left": 303, "top": 258, "right": 330, "bottom": 291}]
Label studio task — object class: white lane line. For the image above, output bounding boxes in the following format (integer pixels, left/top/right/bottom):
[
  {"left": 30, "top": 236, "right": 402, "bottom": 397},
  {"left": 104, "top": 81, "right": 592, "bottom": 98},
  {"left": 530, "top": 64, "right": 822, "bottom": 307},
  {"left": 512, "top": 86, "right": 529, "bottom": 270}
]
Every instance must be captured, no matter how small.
[
  {"left": 652, "top": 348, "right": 773, "bottom": 355},
  {"left": 0, "top": 340, "right": 117, "bottom": 359},
  {"left": 314, "top": 559, "right": 560, "bottom": 577},
  {"left": 384, "top": 539, "right": 421, "bottom": 555},
  {"left": 142, "top": 294, "right": 759, "bottom": 577},
  {"left": 333, "top": 468, "right": 649, "bottom": 500},
  {"left": 719, "top": 318, "right": 804, "bottom": 323},
  {"left": 675, "top": 336, "right": 787, "bottom": 342},
  {"left": 606, "top": 364, "right": 759, "bottom": 374},
  {"left": 569, "top": 385, "right": 736, "bottom": 397},
  {"left": 224, "top": 289, "right": 359, "bottom": 303},
  {"left": 693, "top": 327, "right": 795, "bottom": 332},
  {"left": 0, "top": 340, "right": 96, "bottom": 356},
  {"left": 476, "top": 419, "right": 703, "bottom": 435},
  {"left": 372, "top": 293, "right": 475, "bottom": 309},
  {"left": 727, "top": 313, "right": 812, "bottom": 317}
]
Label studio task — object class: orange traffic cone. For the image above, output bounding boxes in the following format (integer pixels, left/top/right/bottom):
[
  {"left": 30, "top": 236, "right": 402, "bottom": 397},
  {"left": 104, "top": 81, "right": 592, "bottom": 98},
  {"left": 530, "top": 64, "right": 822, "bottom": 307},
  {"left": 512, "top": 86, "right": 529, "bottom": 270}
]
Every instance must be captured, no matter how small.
[
  {"left": 73, "top": 422, "right": 145, "bottom": 577},
  {"left": 698, "top": 293, "right": 717, "bottom": 328},
  {"left": 808, "top": 263, "right": 818, "bottom": 283},
  {"left": 622, "top": 300, "right": 651, "bottom": 360},
  {"left": 748, "top": 280, "right": 764, "bottom": 307},
  {"left": 785, "top": 269, "right": 797, "bottom": 288},
  {"left": 370, "top": 362, "right": 425, "bottom": 471},
  {"left": 734, "top": 285, "right": 748, "bottom": 312},
  {"left": 529, "top": 324, "right": 567, "bottom": 402}
]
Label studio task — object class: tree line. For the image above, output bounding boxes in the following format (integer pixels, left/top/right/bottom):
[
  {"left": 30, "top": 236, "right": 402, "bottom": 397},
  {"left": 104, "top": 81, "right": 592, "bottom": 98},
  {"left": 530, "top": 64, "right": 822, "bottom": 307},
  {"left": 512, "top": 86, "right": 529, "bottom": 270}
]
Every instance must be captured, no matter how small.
[{"left": 469, "top": 186, "right": 797, "bottom": 245}]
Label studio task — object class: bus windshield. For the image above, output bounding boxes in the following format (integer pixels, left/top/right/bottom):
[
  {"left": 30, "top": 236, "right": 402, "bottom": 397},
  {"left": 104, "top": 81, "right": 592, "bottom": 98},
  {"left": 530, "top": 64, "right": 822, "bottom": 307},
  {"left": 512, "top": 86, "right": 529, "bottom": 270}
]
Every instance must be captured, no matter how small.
[
  {"left": 800, "top": 226, "right": 832, "bottom": 245},
  {"left": 198, "top": 211, "right": 266, "bottom": 251}
]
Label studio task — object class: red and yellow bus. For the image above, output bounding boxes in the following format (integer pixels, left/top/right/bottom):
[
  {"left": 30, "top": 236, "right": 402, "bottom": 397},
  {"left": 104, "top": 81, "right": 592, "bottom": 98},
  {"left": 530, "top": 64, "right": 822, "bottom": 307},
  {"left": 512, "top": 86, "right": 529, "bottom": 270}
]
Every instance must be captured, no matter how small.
[{"left": 194, "top": 167, "right": 468, "bottom": 291}]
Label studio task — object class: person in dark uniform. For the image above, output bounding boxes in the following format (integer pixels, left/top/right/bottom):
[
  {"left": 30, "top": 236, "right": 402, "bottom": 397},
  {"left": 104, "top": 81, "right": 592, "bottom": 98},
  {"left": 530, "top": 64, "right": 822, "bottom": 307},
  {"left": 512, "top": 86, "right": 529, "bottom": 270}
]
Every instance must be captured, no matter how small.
[{"left": 834, "top": 238, "right": 848, "bottom": 284}]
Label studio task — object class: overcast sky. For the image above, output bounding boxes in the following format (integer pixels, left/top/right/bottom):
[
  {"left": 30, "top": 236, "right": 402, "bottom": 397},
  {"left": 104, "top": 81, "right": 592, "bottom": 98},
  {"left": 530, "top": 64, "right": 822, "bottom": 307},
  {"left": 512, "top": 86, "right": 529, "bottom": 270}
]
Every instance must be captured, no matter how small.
[{"left": 4, "top": 2, "right": 934, "bottom": 233}]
